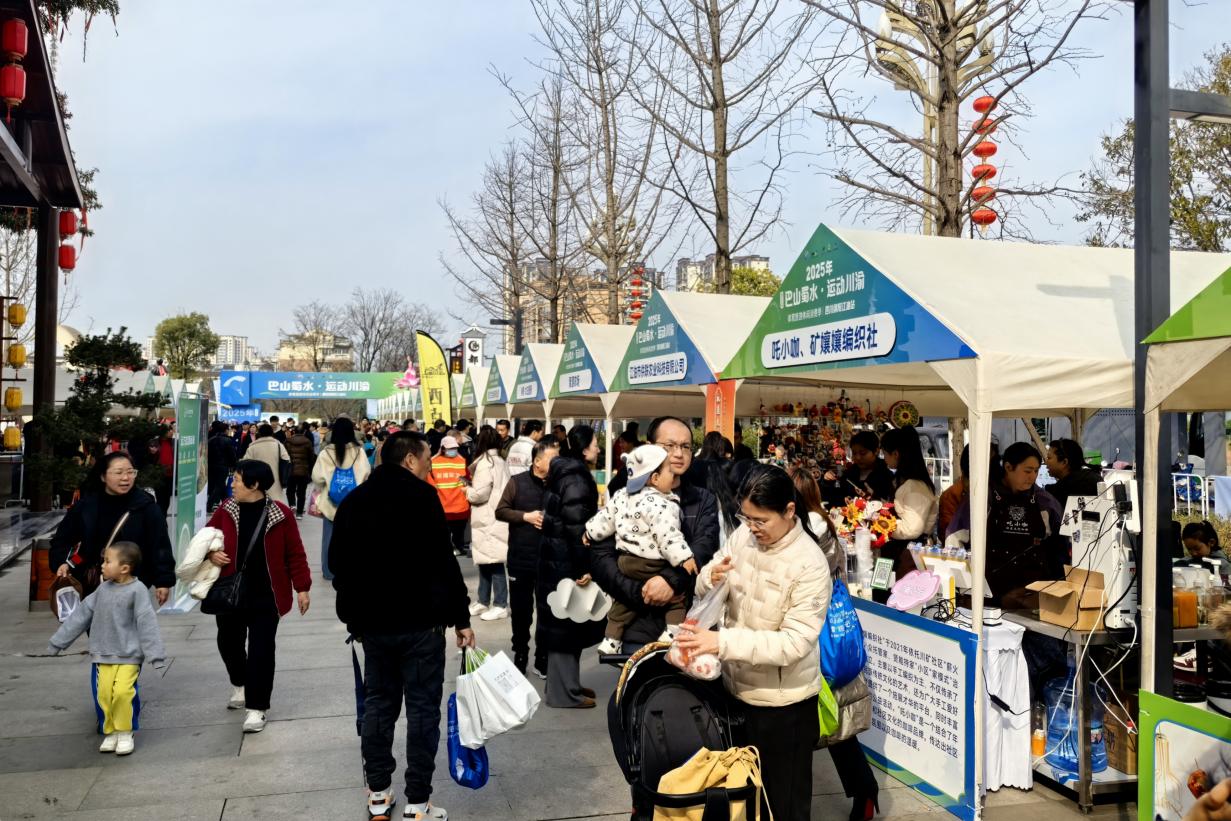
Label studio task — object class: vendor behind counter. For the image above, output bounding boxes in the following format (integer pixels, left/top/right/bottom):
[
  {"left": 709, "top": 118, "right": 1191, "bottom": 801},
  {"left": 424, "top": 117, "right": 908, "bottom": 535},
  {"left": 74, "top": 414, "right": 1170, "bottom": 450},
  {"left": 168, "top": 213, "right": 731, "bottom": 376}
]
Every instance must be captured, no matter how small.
[{"left": 947, "top": 442, "right": 1065, "bottom": 609}]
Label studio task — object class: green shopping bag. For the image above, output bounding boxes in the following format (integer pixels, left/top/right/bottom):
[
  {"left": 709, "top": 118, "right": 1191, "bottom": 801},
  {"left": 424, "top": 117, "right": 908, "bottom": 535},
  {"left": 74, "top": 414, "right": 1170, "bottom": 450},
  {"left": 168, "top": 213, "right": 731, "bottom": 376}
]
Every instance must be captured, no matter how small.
[{"left": 818, "top": 676, "right": 840, "bottom": 737}]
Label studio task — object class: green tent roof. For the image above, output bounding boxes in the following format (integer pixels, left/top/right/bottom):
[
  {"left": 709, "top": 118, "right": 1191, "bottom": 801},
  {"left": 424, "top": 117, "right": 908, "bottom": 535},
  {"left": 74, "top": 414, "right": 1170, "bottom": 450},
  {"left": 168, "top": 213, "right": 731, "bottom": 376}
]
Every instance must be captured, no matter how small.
[{"left": 1145, "top": 265, "right": 1231, "bottom": 344}]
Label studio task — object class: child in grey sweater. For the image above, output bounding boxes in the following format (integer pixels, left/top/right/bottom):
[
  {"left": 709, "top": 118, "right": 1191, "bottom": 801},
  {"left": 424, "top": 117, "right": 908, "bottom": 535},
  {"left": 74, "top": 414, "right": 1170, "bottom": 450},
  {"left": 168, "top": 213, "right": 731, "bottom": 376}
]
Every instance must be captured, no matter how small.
[{"left": 49, "top": 541, "right": 166, "bottom": 756}]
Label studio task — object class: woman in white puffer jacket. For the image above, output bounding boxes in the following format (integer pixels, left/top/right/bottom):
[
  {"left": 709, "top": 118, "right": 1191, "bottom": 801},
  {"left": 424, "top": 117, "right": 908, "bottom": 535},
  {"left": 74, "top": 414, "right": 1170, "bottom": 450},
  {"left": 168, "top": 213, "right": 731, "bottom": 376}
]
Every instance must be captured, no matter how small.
[
  {"left": 465, "top": 428, "right": 511, "bottom": 621},
  {"left": 678, "top": 464, "right": 830, "bottom": 821}
]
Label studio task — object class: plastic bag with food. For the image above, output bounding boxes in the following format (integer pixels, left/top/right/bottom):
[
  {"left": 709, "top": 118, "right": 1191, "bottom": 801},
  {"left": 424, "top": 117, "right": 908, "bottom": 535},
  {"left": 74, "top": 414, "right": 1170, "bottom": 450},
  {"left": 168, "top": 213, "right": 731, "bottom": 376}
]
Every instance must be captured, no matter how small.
[{"left": 666, "top": 581, "right": 727, "bottom": 680}]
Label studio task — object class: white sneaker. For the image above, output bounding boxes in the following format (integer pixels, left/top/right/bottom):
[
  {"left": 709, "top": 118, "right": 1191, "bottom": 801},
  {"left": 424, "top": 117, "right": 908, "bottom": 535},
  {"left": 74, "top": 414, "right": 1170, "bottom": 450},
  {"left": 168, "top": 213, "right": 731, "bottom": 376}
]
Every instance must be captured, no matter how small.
[
  {"left": 99, "top": 733, "right": 118, "bottom": 753},
  {"left": 479, "top": 606, "right": 509, "bottom": 621},
  {"left": 597, "top": 637, "right": 622, "bottom": 654},
  {"left": 404, "top": 802, "right": 447, "bottom": 820},
  {"left": 114, "top": 732, "right": 134, "bottom": 755},
  {"left": 468, "top": 602, "right": 488, "bottom": 616},
  {"left": 228, "top": 685, "right": 246, "bottom": 710},
  {"left": 242, "top": 709, "right": 267, "bottom": 733},
  {"left": 367, "top": 789, "right": 395, "bottom": 820}
]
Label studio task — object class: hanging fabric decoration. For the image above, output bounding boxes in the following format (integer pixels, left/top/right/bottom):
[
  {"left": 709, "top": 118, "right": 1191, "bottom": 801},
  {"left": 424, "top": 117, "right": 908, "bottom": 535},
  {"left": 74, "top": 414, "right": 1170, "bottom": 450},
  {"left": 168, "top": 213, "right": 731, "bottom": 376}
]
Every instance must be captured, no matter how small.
[{"left": 969, "top": 95, "right": 1000, "bottom": 233}]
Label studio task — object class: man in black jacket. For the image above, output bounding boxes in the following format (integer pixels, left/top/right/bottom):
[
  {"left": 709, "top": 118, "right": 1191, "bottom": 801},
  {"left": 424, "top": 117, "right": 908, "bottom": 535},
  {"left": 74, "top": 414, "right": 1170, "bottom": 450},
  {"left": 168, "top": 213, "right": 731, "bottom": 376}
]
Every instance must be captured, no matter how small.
[
  {"left": 590, "top": 416, "right": 720, "bottom": 651},
  {"left": 207, "top": 421, "right": 238, "bottom": 511},
  {"left": 328, "top": 430, "right": 474, "bottom": 821},
  {"left": 495, "top": 438, "right": 559, "bottom": 676}
]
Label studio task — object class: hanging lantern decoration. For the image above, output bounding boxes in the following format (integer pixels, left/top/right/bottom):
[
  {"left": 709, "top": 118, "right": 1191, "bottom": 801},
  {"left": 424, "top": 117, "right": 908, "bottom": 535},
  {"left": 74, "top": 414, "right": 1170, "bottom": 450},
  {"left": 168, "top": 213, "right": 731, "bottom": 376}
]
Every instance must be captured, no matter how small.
[
  {"left": 630, "top": 311, "right": 643, "bottom": 321},
  {"left": 58, "top": 244, "right": 76, "bottom": 271},
  {"left": 7, "top": 302, "right": 25, "bottom": 327},
  {"left": 7, "top": 343, "right": 25, "bottom": 368},
  {"left": 972, "top": 207, "right": 998, "bottom": 228},
  {"left": 58, "top": 209, "right": 78, "bottom": 237},
  {"left": 972, "top": 140, "right": 998, "bottom": 159},
  {"left": 4, "top": 386, "right": 20, "bottom": 412},
  {"left": 1, "top": 19, "right": 27, "bottom": 61},
  {"left": 631, "top": 277, "right": 642, "bottom": 287},
  {"left": 974, "top": 116, "right": 997, "bottom": 135},
  {"left": 973, "top": 95, "right": 996, "bottom": 114},
  {"left": 972, "top": 186, "right": 996, "bottom": 206},
  {"left": 631, "top": 300, "right": 643, "bottom": 310},
  {"left": 0, "top": 62, "right": 24, "bottom": 123},
  {"left": 969, "top": 94, "right": 1001, "bottom": 235},
  {"left": 2, "top": 425, "right": 20, "bottom": 451},
  {"left": 971, "top": 163, "right": 997, "bottom": 181}
]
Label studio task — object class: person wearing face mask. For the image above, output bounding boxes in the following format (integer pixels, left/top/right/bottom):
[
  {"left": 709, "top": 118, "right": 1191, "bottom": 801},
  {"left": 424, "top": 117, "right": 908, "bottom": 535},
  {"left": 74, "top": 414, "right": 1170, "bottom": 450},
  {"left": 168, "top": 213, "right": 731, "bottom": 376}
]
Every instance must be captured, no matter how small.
[
  {"left": 429, "top": 435, "right": 471, "bottom": 558},
  {"left": 822, "top": 430, "right": 895, "bottom": 507},
  {"left": 947, "top": 442, "right": 1064, "bottom": 608}
]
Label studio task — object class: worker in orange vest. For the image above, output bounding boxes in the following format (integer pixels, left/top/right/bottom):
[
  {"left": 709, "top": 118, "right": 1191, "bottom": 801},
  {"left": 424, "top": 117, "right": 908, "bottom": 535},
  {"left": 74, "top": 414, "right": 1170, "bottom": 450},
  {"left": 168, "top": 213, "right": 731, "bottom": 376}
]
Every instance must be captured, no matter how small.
[{"left": 429, "top": 435, "right": 471, "bottom": 557}]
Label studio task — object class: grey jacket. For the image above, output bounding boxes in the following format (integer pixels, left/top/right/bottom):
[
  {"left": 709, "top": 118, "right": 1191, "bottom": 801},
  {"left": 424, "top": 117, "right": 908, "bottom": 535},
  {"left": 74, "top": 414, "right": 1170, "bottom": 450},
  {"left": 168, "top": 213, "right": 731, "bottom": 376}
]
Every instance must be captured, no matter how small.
[{"left": 48, "top": 580, "right": 167, "bottom": 667}]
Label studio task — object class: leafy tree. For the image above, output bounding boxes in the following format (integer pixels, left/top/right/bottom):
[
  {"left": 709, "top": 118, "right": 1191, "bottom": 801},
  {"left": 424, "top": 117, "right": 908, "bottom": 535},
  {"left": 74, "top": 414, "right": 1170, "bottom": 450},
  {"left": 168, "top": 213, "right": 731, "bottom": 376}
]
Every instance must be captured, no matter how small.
[
  {"left": 1077, "top": 46, "right": 1231, "bottom": 252},
  {"left": 29, "top": 327, "right": 165, "bottom": 497},
  {"left": 700, "top": 266, "right": 781, "bottom": 297},
  {"left": 153, "top": 313, "right": 220, "bottom": 379}
]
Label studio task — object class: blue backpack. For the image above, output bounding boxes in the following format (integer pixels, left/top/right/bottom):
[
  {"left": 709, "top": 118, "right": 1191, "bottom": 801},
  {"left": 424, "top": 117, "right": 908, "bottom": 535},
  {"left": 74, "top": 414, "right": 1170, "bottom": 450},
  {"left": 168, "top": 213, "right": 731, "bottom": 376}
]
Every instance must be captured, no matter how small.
[
  {"left": 819, "top": 577, "right": 867, "bottom": 689},
  {"left": 328, "top": 457, "right": 357, "bottom": 505}
]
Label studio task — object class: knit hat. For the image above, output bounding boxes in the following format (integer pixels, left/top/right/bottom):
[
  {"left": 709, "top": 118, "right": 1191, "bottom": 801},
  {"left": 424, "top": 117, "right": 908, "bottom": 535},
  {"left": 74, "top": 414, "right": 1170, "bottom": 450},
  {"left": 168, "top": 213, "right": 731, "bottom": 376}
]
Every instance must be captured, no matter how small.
[{"left": 625, "top": 444, "right": 669, "bottom": 494}]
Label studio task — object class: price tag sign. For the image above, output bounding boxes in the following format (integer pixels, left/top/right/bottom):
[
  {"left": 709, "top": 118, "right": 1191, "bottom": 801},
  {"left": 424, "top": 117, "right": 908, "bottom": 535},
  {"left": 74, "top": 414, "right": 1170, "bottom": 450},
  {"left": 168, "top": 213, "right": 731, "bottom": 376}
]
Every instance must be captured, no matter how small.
[{"left": 872, "top": 557, "right": 895, "bottom": 590}]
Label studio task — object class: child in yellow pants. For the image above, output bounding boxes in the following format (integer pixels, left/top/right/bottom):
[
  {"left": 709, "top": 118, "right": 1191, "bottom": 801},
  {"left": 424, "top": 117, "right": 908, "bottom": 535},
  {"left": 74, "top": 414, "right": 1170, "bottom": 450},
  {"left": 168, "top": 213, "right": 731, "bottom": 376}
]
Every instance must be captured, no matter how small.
[{"left": 49, "top": 542, "right": 167, "bottom": 755}]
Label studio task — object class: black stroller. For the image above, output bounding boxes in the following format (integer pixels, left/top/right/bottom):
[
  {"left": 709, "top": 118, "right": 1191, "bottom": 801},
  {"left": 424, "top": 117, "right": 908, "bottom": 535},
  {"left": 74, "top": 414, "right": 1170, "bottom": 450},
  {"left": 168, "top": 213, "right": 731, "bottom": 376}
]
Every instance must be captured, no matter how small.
[{"left": 606, "top": 642, "right": 761, "bottom": 820}]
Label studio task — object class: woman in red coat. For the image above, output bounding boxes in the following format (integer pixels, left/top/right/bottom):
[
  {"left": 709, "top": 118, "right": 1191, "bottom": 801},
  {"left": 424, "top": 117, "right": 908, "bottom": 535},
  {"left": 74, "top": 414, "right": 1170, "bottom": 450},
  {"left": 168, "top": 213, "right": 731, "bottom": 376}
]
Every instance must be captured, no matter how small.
[{"left": 205, "top": 459, "right": 311, "bottom": 734}]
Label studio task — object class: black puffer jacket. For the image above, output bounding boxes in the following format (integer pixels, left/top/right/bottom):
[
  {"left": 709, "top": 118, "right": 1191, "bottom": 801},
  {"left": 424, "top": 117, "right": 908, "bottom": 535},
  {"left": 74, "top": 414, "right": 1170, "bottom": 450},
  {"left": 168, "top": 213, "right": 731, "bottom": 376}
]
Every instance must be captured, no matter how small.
[
  {"left": 50, "top": 488, "right": 176, "bottom": 589},
  {"left": 535, "top": 457, "right": 605, "bottom": 653},
  {"left": 495, "top": 471, "right": 549, "bottom": 579}
]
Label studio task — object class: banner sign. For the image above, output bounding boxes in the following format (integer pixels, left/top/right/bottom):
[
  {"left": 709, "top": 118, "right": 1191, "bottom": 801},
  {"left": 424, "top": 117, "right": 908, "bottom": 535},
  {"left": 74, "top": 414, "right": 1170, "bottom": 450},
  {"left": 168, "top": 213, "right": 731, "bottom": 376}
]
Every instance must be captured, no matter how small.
[
  {"left": 217, "top": 403, "right": 262, "bottom": 423},
  {"left": 704, "top": 380, "right": 737, "bottom": 442},
  {"left": 167, "top": 393, "right": 209, "bottom": 613},
  {"left": 853, "top": 599, "right": 978, "bottom": 821},
  {"left": 484, "top": 362, "right": 508, "bottom": 405},
  {"left": 1139, "top": 690, "right": 1231, "bottom": 820},
  {"left": 219, "top": 370, "right": 406, "bottom": 403},
  {"left": 723, "top": 224, "right": 975, "bottom": 378},
  {"left": 416, "top": 331, "right": 453, "bottom": 425},
  {"left": 553, "top": 325, "right": 603, "bottom": 396},
  {"left": 459, "top": 371, "right": 478, "bottom": 408},
  {"left": 610, "top": 290, "right": 712, "bottom": 391},
  {"left": 512, "top": 351, "right": 544, "bottom": 402}
]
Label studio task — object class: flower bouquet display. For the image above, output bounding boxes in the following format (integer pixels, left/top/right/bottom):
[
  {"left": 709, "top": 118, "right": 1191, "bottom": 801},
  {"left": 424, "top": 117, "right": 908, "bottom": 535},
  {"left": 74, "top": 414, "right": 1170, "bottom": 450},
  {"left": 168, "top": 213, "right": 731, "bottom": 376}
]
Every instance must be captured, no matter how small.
[{"left": 835, "top": 498, "right": 898, "bottom": 548}]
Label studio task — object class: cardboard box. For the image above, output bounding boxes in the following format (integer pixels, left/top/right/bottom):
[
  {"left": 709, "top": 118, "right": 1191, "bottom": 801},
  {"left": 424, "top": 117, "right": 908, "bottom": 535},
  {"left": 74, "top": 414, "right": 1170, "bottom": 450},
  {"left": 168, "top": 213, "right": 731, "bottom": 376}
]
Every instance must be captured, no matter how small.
[
  {"left": 1103, "top": 702, "right": 1138, "bottom": 775},
  {"left": 1026, "top": 567, "right": 1107, "bottom": 631}
]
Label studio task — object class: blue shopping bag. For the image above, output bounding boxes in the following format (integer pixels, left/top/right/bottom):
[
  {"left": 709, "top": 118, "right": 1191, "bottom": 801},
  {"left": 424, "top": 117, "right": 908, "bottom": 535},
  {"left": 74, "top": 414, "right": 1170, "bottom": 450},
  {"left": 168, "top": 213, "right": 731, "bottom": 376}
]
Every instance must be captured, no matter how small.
[
  {"left": 447, "top": 693, "right": 489, "bottom": 790},
  {"left": 819, "top": 577, "right": 867, "bottom": 689}
]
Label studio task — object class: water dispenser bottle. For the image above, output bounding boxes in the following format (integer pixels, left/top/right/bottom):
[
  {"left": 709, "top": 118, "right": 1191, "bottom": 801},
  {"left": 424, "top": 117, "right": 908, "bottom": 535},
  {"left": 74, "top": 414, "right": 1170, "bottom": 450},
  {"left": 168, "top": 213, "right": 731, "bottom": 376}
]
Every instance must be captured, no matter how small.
[{"left": 1044, "top": 656, "right": 1108, "bottom": 774}]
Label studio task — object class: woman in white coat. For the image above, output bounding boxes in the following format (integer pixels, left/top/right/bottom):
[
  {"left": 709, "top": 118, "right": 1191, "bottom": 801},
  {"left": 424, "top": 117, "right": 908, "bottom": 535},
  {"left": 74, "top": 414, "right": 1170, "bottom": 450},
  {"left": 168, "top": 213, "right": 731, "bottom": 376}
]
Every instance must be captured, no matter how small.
[
  {"left": 465, "top": 428, "right": 511, "bottom": 621},
  {"left": 311, "top": 417, "right": 370, "bottom": 581}
]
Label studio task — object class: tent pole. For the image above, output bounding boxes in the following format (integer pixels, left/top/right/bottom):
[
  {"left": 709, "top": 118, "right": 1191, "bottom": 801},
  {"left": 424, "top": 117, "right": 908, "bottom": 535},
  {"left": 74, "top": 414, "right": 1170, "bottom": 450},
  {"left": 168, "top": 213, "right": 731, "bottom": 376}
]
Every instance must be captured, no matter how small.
[
  {"left": 605, "top": 412, "right": 614, "bottom": 481},
  {"left": 967, "top": 405, "right": 993, "bottom": 815},
  {"left": 1140, "top": 406, "right": 1162, "bottom": 692}
]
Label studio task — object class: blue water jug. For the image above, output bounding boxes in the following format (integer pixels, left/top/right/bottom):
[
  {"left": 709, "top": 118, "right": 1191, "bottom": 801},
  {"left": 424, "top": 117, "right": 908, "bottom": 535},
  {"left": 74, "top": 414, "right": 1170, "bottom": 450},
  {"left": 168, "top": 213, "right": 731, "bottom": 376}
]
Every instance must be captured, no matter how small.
[{"left": 1043, "top": 658, "right": 1108, "bottom": 774}]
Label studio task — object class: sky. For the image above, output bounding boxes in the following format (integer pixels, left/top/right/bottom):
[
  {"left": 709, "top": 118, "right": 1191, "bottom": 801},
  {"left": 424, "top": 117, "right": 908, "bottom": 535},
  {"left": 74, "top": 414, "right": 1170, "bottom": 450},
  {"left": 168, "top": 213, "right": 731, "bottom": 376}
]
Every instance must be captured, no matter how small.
[{"left": 49, "top": 2, "right": 1229, "bottom": 358}]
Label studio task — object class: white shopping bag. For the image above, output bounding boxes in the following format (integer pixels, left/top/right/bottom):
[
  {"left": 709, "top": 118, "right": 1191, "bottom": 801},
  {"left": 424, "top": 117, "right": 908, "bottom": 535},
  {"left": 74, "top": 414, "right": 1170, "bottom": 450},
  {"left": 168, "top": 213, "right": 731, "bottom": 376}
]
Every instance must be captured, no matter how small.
[{"left": 454, "top": 648, "right": 541, "bottom": 749}]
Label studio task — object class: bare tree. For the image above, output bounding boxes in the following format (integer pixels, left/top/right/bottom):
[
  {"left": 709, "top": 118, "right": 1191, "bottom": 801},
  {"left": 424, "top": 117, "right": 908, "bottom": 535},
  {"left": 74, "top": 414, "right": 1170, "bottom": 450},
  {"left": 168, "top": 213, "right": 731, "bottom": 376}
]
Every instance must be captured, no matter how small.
[
  {"left": 531, "top": 0, "right": 682, "bottom": 322},
  {"left": 632, "top": 0, "right": 821, "bottom": 293},
  {"left": 281, "top": 300, "right": 343, "bottom": 372},
  {"left": 806, "top": 0, "right": 1106, "bottom": 239},
  {"left": 441, "top": 144, "right": 533, "bottom": 353},
  {"left": 340, "top": 287, "right": 446, "bottom": 372}
]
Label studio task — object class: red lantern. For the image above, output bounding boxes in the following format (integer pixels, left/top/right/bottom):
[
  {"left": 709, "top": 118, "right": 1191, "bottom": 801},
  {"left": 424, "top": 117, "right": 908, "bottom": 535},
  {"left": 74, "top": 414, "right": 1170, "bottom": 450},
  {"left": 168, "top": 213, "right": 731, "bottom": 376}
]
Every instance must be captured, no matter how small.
[
  {"left": 974, "top": 116, "right": 997, "bottom": 135},
  {"left": 0, "top": 62, "right": 24, "bottom": 119},
  {"left": 58, "top": 244, "right": 75, "bottom": 271},
  {"left": 971, "top": 163, "right": 997, "bottom": 181},
  {"left": 973, "top": 95, "right": 995, "bottom": 114},
  {"left": 631, "top": 300, "right": 643, "bottom": 309},
  {"left": 972, "top": 185, "right": 996, "bottom": 205},
  {"left": 1, "top": 19, "right": 27, "bottom": 62},
  {"left": 630, "top": 311, "right": 642, "bottom": 321},
  {"left": 631, "top": 277, "right": 642, "bottom": 287},
  {"left": 973, "top": 140, "right": 997, "bottom": 159},
  {"left": 58, "top": 210, "right": 78, "bottom": 237},
  {"left": 971, "top": 207, "right": 998, "bottom": 227}
]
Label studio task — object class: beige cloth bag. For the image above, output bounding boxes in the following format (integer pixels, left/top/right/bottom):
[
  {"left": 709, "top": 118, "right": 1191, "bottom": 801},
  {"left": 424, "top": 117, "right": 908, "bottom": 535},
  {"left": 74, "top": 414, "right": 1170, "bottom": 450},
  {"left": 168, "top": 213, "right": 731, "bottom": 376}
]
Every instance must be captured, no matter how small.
[{"left": 655, "top": 746, "right": 770, "bottom": 821}]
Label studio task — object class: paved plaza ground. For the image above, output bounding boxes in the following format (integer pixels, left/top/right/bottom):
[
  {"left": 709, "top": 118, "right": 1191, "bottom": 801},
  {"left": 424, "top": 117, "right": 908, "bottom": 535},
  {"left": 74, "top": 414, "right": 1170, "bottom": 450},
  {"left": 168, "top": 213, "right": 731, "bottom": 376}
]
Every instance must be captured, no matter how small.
[{"left": 0, "top": 514, "right": 1133, "bottom": 820}]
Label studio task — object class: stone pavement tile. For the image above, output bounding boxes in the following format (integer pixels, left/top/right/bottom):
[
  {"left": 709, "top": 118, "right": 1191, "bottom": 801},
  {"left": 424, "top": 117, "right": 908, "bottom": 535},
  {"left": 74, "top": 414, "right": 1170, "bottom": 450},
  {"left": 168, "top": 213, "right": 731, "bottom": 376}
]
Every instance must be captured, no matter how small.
[
  {"left": 135, "top": 683, "right": 357, "bottom": 730},
  {"left": 220, "top": 780, "right": 516, "bottom": 821},
  {"left": 76, "top": 744, "right": 364, "bottom": 811},
  {"left": 0, "top": 765, "right": 101, "bottom": 816},
  {"left": 501, "top": 763, "right": 633, "bottom": 819},
  {"left": 812, "top": 784, "right": 945, "bottom": 818},
  {"left": 30, "top": 799, "right": 226, "bottom": 820},
  {"left": 0, "top": 722, "right": 240, "bottom": 774},
  {"left": 485, "top": 726, "right": 621, "bottom": 774}
]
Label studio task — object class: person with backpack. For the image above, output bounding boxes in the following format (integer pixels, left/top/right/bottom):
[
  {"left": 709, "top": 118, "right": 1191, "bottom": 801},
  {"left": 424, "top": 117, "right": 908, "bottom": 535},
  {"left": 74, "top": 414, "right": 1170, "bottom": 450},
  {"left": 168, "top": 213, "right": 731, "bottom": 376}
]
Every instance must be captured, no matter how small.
[
  {"left": 311, "top": 417, "right": 370, "bottom": 581},
  {"left": 328, "top": 431, "right": 475, "bottom": 821},
  {"left": 677, "top": 464, "right": 831, "bottom": 821}
]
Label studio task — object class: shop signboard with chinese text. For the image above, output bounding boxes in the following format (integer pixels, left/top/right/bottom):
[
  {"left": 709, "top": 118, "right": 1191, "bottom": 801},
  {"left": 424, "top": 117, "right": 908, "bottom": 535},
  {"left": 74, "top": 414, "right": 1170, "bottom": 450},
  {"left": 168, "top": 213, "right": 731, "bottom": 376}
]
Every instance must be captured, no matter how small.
[
  {"left": 552, "top": 324, "right": 604, "bottom": 397},
  {"left": 483, "top": 361, "right": 508, "bottom": 405},
  {"left": 609, "top": 291, "right": 712, "bottom": 392},
  {"left": 853, "top": 599, "right": 978, "bottom": 821},
  {"left": 512, "top": 350, "right": 544, "bottom": 402},
  {"left": 723, "top": 224, "right": 975, "bottom": 378}
]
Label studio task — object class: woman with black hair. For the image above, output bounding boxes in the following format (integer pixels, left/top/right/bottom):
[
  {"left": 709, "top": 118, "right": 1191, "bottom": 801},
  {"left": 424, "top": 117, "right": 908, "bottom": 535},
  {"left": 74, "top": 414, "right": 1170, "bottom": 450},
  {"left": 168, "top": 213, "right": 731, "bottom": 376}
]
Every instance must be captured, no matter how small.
[
  {"left": 947, "top": 442, "right": 1064, "bottom": 608},
  {"left": 678, "top": 464, "right": 830, "bottom": 821},
  {"left": 879, "top": 426, "right": 939, "bottom": 582},
  {"left": 687, "top": 432, "right": 739, "bottom": 539},
  {"left": 311, "top": 417, "right": 370, "bottom": 581},
  {"left": 538, "top": 425, "right": 604, "bottom": 708},
  {"left": 204, "top": 459, "right": 311, "bottom": 735},
  {"left": 823, "top": 429, "right": 895, "bottom": 507},
  {"left": 51, "top": 451, "right": 176, "bottom": 607}
]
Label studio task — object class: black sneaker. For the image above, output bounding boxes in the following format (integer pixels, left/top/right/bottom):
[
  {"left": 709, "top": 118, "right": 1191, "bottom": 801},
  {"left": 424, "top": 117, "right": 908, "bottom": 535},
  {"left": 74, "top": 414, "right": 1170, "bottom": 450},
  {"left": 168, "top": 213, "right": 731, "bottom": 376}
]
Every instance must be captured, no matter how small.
[{"left": 514, "top": 654, "right": 528, "bottom": 674}]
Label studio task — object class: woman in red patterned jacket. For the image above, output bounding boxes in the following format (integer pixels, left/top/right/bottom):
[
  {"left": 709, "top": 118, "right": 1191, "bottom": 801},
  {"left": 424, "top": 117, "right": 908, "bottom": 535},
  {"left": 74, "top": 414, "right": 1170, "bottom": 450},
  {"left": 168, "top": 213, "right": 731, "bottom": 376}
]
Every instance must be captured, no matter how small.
[{"left": 204, "top": 459, "right": 311, "bottom": 735}]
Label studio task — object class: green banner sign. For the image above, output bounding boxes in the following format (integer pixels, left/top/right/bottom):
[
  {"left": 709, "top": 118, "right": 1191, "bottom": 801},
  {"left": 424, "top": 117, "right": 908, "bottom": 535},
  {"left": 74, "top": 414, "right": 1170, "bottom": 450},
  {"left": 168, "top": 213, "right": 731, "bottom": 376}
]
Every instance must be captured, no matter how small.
[{"left": 169, "top": 393, "right": 209, "bottom": 612}]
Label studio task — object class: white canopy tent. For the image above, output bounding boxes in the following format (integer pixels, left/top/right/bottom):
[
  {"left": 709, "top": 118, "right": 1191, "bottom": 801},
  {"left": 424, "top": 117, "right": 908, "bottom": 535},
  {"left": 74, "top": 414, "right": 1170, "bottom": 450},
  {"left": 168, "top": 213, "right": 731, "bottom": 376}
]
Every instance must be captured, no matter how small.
[
  {"left": 456, "top": 365, "right": 489, "bottom": 424},
  {"left": 508, "top": 343, "right": 565, "bottom": 421},
  {"left": 1140, "top": 267, "right": 1231, "bottom": 690},
  {"left": 720, "top": 223, "right": 1231, "bottom": 809},
  {"left": 481, "top": 355, "right": 522, "bottom": 424}
]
